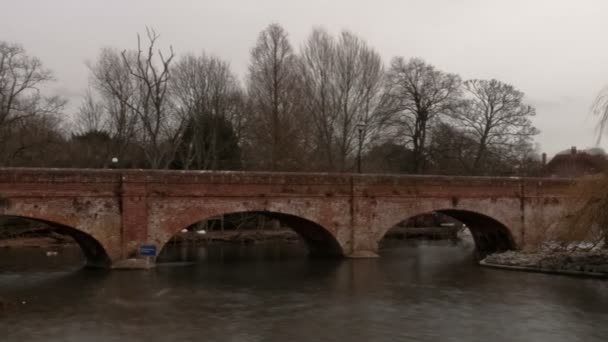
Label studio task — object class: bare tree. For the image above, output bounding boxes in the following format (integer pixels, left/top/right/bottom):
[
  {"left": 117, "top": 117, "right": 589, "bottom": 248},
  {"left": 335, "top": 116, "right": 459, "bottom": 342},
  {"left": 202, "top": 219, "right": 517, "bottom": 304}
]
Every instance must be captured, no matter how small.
[
  {"left": 426, "top": 122, "right": 477, "bottom": 175},
  {"left": 299, "top": 29, "right": 386, "bottom": 171},
  {"left": 85, "top": 47, "right": 141, "bottom": 166},
  {"left": 4, "top": 114, "right": 66, "bottom": 167},
  {"left": 83, "top": 29, "right": 180, "bottom": 169},
  {"left": 246, "top": 23, "right": 304, "bottom": 171},
  {"left": 333, "top": 31, "right": 385, "bottom": 172},
  {"left": 119, "top": 28, "right": 178, "bottom": 169},
  {"left": 74, "top": 88, "right": 107, "bottom": 134},
  {"left": 455, "top": 79, "right": 538, "bottom": 174},
  {"left": 171, "top": 53, "right": 244, "bottom": 170},
  {"left": 299, "top": 29, "right": 337, "bottom": 170},
  {"left": 384, "top": 57, "right": 461, "bottom": 173},
  {"left": 0, "top": 41, "right": 65, "bottom": 164}
]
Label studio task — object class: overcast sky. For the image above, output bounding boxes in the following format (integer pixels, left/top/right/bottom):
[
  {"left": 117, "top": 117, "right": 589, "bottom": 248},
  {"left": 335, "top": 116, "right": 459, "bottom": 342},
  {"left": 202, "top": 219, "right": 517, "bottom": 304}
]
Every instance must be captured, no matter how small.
[{"left": 2, "top": 0, "right": 608, "bottom": 156}]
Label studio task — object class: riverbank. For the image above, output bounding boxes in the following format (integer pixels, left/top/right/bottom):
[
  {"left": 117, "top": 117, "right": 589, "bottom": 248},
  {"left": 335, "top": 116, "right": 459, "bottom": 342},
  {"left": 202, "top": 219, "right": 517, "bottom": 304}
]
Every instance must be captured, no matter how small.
[
  {"left": 0, "top": 230, "right": 303, "bottom": 249},
  {"left": 383, "top": 226, "right": 460, "bottom": 240},
  {"left": 1, "top": 227, "right": 460, "bottom": 248},
  {"left": 481, "top": 249, "right": 608, "bottom": 278},
  {"left": 170, "top": 229, "right": 301, "bottom": 244},
  {"left": 0, "top": 236, "right": 74, "bottom": 248}
]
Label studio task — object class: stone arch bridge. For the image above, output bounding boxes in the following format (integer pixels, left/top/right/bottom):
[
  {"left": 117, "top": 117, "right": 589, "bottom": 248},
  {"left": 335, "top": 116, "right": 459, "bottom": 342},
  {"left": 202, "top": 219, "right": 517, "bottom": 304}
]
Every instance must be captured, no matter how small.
[{"left": 0, "top": 168, "right": 574, "bottom": 268}]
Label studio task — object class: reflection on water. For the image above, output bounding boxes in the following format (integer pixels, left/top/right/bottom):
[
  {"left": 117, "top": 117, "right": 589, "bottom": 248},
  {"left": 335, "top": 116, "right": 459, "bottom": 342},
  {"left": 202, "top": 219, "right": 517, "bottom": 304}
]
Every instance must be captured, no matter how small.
[
  {"left": 0, "top": 246, "right": 84, "bottom": 273},
  {"left": 157, "top": 240, "right": 309, "bottom": 264},
  {"left": 1, "top": 241, "right": 608, "bottom": 342}
]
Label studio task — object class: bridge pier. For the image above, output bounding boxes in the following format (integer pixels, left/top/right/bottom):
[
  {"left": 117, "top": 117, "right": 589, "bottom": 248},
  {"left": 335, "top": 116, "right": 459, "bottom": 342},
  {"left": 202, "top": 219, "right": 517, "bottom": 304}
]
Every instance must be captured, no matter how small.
[
  {"left": 343, "top": 224, "right": 380, "bottom": 258},
  {"left": 111, "top": 258, "right": 156, "bottom": 270},
  {"left": 120, "top": 180, "right": 149, "bottom": 260},
  {"left": 346, "top": 250, "right": 379, "bottom": 258}
]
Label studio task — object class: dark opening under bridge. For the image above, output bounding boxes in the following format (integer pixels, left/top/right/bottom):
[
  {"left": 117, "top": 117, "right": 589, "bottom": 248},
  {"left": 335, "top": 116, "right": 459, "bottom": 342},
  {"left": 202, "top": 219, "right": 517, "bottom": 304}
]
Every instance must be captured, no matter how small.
[{"left": 0, "top": 168, "right": 574, "bottom": 269}]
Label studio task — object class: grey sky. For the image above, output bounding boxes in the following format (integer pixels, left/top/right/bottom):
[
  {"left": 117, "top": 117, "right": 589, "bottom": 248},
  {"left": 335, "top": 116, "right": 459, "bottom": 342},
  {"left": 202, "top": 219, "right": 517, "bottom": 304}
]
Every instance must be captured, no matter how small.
[{"left": 3, "top": 0, "right": 608, "bottom": 156}]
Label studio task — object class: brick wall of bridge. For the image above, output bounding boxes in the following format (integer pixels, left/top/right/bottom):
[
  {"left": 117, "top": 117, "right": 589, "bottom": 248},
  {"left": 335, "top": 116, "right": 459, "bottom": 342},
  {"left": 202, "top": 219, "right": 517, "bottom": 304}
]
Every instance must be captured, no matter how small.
[{"left": 0, "top": 168, "right": 575, "bottom": 268}]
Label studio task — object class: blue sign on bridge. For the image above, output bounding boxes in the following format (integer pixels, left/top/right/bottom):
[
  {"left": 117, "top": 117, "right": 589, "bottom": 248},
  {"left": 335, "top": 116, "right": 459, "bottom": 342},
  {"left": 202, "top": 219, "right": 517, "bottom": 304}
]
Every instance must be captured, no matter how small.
[{"left": 139, "top": 244, "right": 157, "bottom": 257}]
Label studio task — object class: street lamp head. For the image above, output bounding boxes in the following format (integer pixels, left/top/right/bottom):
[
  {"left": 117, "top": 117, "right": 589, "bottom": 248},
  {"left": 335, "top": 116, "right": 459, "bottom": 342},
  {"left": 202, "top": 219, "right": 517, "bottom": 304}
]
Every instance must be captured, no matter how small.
[
  {"left": 111, "top": 157, "right": 118, "bottom": 164},
  {"left": 356, "top": 120, "right": 366, "bottom": 133}
]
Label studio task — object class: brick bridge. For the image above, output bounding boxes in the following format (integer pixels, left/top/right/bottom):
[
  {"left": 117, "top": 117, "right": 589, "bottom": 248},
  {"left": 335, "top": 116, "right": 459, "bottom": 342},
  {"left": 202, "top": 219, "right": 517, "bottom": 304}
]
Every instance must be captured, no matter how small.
[{"left": 0, "top": 168, "right": 574, "bottom": 268}]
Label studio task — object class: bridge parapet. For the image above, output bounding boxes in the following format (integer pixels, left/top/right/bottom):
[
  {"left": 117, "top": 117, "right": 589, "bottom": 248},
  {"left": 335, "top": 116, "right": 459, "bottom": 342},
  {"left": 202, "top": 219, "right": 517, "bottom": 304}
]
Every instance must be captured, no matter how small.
[{"left": 0, "top": 167, "right": 575, "bottom": 196}]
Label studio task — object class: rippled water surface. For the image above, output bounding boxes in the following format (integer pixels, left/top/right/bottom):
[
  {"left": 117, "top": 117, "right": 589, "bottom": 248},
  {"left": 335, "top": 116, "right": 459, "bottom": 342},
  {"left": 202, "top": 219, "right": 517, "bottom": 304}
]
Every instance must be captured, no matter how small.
[{"left": 1, "top": 241, "right": 608, "bottom": 342}]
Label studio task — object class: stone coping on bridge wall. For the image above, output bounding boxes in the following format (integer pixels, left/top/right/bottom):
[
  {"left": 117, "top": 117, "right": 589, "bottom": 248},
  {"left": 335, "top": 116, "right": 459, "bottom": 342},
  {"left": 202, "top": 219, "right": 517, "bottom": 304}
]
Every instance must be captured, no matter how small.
[
  {"left": 0, "top": 167, "right": 576, "bottom": 201},
  {"left": 0, "top": 167, "right": 576, "bottom": 188}
]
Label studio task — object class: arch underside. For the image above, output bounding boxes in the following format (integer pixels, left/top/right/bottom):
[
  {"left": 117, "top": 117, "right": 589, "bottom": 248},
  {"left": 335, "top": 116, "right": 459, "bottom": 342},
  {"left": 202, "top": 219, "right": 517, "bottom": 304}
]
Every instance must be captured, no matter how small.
[
  {"left": 265, "top": 212, "right": 343, "bottom": 257},
  {"left": 161, "top": 211, "right": 344, "bottom": 259},
  {"left": 0, "top": 215, "right": 111, "bottom": 268},
  {"left": 382, "top": 209, "right": 516, "bottom": 257},
  {"left": 436, "top": 209, "right": 515, "bottom": 256}
]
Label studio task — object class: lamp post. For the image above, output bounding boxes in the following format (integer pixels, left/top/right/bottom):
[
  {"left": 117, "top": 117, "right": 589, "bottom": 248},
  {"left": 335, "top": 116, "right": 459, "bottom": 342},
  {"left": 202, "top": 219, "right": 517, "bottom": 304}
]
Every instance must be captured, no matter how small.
[
  {"left": 110, "top": 157, "right": 118, "bottom": 169},
  {"left": 356, "top": 120, "right": 366, "bottom": 173}
]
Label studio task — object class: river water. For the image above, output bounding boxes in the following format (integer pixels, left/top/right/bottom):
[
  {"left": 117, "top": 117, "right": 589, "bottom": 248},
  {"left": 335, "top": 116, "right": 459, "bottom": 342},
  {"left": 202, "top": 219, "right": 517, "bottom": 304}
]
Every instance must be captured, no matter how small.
[{"left": 1, "top": 241, "right": 608, "bottom": 342}]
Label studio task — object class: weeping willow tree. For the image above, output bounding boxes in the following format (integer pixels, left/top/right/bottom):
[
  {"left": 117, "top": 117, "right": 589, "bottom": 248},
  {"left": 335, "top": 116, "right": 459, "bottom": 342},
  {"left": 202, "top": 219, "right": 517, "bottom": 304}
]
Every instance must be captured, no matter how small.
[
  {"left": 555, "top": 176, "right": 608, "bottom": 248},
  {"left": 593, "top": 87, "right": 608, "bottom": 144},
  {"left": 553, "top": 91, "right": 608, "bottom": 248}
]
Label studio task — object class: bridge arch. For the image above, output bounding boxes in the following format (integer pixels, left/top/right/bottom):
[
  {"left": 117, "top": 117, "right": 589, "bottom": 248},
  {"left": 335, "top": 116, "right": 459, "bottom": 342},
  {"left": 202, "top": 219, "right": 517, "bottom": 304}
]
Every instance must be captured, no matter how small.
[
  {"left": 378, "top": 209, "right": 516, "bottom": 256},
  {"left": 156, "top": 210, "right": 345, "bottom": 260},
  {"left": 0, "top": 215, "right": 111, "bottom": 268}
]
